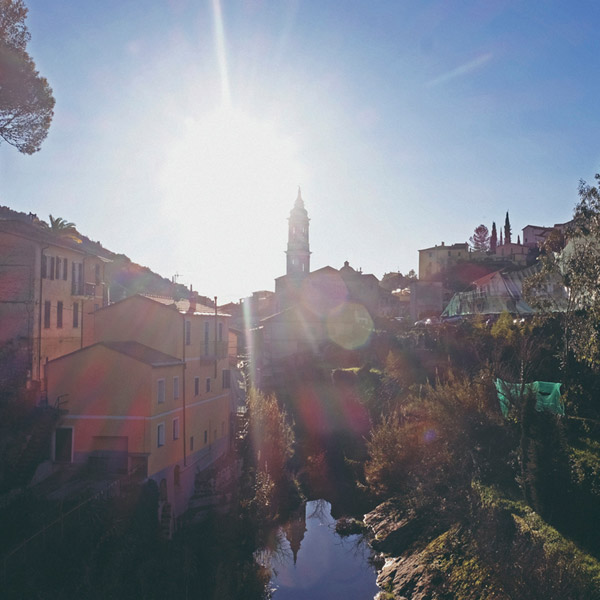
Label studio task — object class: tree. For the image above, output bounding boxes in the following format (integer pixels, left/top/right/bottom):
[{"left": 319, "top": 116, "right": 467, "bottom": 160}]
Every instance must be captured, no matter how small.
[
  {"left": 490, "top": 222, "right": 498, "bottom": 253},
  {"left": 380, "top": 269, "right": 418, "bottom": 291},
  {"left": 469, "top": 224, "right": 490, "bottom": 252},
  {"left": 40, "top": 214, "right": 81, "bottom": 242},
  {"left": 46, "top": 214, "right": 76, "bottom": 232},
  {"left": 504, "top": 211, "right": 512, "bottom": 244},
  {"left": 0, "top": 0, "right": 54, "bottom": 154},
  {"left": 524, "top": 174, "right": 600, "bottom": 371}
]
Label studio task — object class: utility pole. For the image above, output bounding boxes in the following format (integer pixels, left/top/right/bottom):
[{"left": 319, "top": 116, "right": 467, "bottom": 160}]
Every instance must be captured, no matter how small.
[{"left": 214, "top": 296, "right": 218, "bottom": 379}]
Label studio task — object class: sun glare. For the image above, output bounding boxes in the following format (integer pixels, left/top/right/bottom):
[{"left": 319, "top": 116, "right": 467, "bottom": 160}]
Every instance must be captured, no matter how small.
[
  {"left": 156, "top": 104, "right": 307, "bottom": 296},
  {"left": 160, "top": 106, "right": 305, "bottom": 210}
]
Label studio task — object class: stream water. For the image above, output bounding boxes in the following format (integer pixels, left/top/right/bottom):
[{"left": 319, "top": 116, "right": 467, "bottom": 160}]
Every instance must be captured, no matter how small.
[{"left": 258, "top": 499, "right": 380, "bottom": 599}]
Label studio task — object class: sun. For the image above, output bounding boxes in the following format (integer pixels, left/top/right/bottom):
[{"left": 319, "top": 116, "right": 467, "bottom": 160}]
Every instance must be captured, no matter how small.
[
  {"left": 155, "top": 104, "right": 307, "bottom": 296},
  {"left": 159, "top": 105, "right": 305, "bottom": 209}
]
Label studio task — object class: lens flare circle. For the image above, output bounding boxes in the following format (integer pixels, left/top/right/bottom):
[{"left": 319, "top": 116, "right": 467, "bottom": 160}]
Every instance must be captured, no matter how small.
[{"left": 326, "top": 302, "right": 373, "bottom": 350}]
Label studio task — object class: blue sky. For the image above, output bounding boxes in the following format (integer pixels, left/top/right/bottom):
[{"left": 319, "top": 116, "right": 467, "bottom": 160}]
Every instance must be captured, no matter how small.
[{"left": 1, "top": 1, "right": 599, "bottom": 302}]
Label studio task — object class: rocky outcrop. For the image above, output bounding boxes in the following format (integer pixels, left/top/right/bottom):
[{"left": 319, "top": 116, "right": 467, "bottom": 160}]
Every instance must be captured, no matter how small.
[
  {"left": 376, "top": 553, "right": 441, "bottom": 600},
  {"left": 365, "top": 486, "right": 600, "bottom": 600},
  {"left": 364, "top": 499, "right": 423, "bottom": 555}
]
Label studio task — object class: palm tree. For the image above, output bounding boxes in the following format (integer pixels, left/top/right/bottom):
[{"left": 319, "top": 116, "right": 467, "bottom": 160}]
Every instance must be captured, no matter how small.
[
  {"left": 48, "top": 214, "right": 76, "bottom": 232},
  {"left": 41, "top": 215, "right": 81, "bottom": 242}
]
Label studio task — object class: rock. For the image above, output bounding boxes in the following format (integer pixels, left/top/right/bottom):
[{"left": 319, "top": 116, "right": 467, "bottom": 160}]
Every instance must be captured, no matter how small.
[
  {"left": 364, "top": 499, "right": 423, "bottom": 554},
  {"left": 377, "top": 554, "right": 440, "bottom": 600}
]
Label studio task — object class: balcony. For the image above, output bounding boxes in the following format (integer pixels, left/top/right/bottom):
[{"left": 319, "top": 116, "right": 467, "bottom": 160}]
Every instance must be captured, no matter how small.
[{"left": 71, "top": 282, "right": 99, "bottom": 297}]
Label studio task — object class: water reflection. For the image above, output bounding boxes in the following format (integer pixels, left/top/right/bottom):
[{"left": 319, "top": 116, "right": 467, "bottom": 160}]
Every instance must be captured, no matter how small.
[{"left": 259, "top": 499, "right": 379, "bottom": 599}]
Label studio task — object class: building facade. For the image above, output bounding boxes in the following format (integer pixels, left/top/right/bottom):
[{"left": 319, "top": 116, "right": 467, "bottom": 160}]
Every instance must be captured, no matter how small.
[
  {"left": 46, "top": 294, "right": 233, "bottom": 520},
  {"left": 418, "top": 242, "right": 470, "bottom": 281},
  {"left": 0, "top": 218, "right": 108, "bottom": 398}
]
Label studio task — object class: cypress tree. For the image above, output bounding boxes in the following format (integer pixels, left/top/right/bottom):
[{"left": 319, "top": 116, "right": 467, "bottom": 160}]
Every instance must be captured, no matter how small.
[{"left": 504, "top": 211, "right": 512, "bottom": 244}]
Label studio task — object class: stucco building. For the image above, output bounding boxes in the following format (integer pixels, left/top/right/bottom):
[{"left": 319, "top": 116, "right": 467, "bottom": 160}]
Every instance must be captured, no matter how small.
[
  {"left": 0, "top": 217, "right": 108, "bottom": 399},
  {"left": 46, "top": 294, "right": 233, "bottom": 521}
]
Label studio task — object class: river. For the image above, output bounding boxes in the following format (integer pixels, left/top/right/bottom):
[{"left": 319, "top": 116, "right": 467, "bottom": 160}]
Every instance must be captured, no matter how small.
[{"left": 257, "top": 499, "right": 380, "bottom": 599}]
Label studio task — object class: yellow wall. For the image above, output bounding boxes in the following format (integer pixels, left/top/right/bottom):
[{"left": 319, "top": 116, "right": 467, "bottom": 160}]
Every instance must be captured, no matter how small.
[
  {"left": 49, "top": 296, "right": 234, "bottom": 480},
  {"left": 94, "top": 296, "right": 183, "bottom": 358},
  {"left": 47, "top": 343, "right": 186, "bottom": 476}
]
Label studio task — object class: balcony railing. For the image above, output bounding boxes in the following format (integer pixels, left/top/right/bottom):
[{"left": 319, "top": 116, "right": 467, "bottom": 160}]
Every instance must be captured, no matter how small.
[{"left": 71, "top": 282, "right": 98, "bottom": 297}]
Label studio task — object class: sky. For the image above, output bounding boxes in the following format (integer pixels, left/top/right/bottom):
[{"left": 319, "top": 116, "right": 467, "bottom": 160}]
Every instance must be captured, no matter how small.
[{"left": 2, "top": 0, "right": 600, "bottom": 303}]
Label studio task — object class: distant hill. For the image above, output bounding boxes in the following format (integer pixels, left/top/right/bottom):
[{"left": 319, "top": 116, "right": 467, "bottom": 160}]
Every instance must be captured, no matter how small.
[{"left": 0, "top": 206, "right": 213, "bottom": 307}]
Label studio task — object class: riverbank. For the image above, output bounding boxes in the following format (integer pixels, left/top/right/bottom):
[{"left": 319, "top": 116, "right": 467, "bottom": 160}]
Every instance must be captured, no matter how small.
[{"left": 364, "top": 483, "right": 600, "bottom": 600}]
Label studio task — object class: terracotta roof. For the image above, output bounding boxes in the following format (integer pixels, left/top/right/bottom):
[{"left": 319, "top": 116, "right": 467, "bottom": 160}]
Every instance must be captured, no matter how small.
[
  {"left": 101, "top": 341, "right": 182, "bottom": 366},
  {"left": 472, "top": 270, "right": 502, "bottom": 288},
  {"left": 419, "top": 242, "right": 469, "bottom": 252}
]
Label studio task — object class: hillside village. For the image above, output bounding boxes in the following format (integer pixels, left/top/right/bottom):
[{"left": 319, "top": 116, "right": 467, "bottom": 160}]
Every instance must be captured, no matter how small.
[
  {"left": 0, "top": 194, "right": 570, "bottom": 500},
  {"left": 3, "top": 188, "right": 600, "bottom": 598},
  {"left": 5, "top": 1, "right": 600, "bottom": 597}
]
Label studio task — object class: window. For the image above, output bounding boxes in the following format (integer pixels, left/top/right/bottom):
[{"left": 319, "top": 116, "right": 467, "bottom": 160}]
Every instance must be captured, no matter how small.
[
  {"left": 173, "top": 376, "right": 179, "bottom": 400},
  {"left": 173, "top": 418, "right": 180, "bottom": 440},
  {"left": 94, "top": 264, "right": 100, "bottom": 285},
  {"left": 157, "top": 379, "right": 165, "bottom": 403},
  {"left": 157, "top": 423, "right": 165, "bottom": 447},
  {"left": 50, "top": 257, "right": 55, "bottom": 280},
  {"left": 73, "top": 302, "right": 79, "bottom": 328},
  {"left": 63, "top": 258, "right": 68, "bottom": 280},
  {"left": 57, "top": 301, "right": 63, "bottom": 328},
  {"left": 194, "top": 377, "right": 199, "bottom": 396},
  {"left": 41, "top": 255, "right": 47, "bottom": 278},
  {"left": 55, "top": 256, "right": 61, "bottom": 280},
  {"left": 190, "top": 436, "right": 194, "bottom": 451},
  {"left": 206, "top": 378, "right": 211, "bottom": 393},
  {"left": 218, "top": 322, "right": 223, "bottom": 342},
  {"left": 72, "top": 262, "right": 83, "bottom": 295},
  {"left": 185, "top": 320, "right": 191, "bottom": 345},
  {"left": 222, "top": 369, "right": 231, "bottom": 389},
  {"left": 204, "top": 430, "right": 208, "bottom": 444},
  {"left": 204, "top": 322, "right": 209, "bottom": 355},
  {"left": 44, "top": 301, "right": 51, "bottom": 328}
]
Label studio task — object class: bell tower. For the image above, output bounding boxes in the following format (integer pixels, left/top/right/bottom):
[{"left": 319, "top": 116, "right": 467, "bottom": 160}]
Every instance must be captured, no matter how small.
[{"left": 286, "top": 187, "right": 311, "bottom": 276}]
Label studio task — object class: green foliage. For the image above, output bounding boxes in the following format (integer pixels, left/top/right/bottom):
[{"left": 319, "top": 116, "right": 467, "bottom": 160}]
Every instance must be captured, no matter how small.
[
  {"left": 0, "top": 0, "right": 55, "bottom": 153},
  {"left": 365, "top": 378, "right": 512, "bottom": 502},
  {"left": 519, "top": 397, "right": 571, "bottom": 524},
  {"left": 425, "top": 525, "right": 508, "bottom": 599},
  {"left": 525, "top": 174, "right": 600, "bottom": 372},
  {"left": 569, "top": 437, "right": 600, "bottom": 498},
  {"left": 247, "top": 387, "right": 295, "bottom": 486},
  {"left": 472, "top": 483, "right": 600, "bottom": 599}
]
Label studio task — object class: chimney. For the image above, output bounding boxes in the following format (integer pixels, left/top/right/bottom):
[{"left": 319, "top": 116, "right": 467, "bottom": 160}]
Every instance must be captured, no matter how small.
[
  {"left": 188, "top": 290, "right": 198, "bottom": 314},
  {"left": 441, "top": 241, "right": 445, "bottom": 246}
]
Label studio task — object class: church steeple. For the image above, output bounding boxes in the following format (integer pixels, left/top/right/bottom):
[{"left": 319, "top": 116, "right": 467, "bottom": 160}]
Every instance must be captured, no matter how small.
[{"left": 286, "top": 187, "right": 311, "bottom": 276}]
